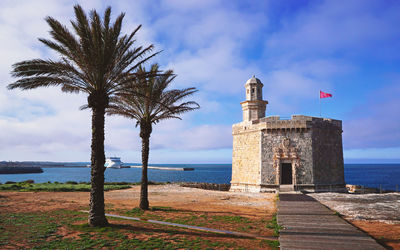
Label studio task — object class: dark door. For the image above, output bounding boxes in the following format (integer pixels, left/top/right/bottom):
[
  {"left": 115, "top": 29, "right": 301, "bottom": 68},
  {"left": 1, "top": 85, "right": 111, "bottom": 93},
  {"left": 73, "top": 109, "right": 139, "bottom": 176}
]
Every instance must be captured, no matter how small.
[{"left": 281, "top": 163, "right": 292, "bottom": 184}]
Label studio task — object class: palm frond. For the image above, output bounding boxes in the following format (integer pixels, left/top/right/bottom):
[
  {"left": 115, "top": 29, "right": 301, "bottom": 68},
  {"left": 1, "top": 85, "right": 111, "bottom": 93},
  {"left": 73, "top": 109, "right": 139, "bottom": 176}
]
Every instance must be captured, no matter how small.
[
  {"left": 8, "top": 4, "right": 158, "bottom": 110},
  {"left": 107, "top": 64, "right": 199, "bottom": 129}
]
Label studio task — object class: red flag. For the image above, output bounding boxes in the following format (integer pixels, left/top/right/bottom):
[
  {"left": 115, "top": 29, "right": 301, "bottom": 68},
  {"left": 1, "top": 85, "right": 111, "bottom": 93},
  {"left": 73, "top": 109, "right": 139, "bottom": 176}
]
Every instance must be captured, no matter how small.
[{"left": 320, "top": 90, "right": 332, "bottom": 98}]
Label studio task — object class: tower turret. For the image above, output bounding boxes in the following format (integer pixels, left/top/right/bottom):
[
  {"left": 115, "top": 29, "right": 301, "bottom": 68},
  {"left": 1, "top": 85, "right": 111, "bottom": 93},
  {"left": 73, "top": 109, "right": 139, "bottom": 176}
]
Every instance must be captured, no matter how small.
[{"left": 241, "top": 76, "right": 268, "bottom": 122}]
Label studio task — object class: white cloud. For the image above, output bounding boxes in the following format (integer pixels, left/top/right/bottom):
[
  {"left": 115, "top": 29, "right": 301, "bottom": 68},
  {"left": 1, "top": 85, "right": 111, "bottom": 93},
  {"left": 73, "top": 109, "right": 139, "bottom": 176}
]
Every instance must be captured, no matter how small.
[{"left": 152, "top": 121, "right": 232, "bottom": 150}]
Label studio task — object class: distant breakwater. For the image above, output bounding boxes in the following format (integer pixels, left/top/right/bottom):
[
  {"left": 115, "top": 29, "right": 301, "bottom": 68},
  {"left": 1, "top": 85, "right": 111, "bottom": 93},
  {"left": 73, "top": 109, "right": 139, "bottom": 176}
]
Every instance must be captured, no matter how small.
[
  {"left": 0, "top": 161, "right": 87, "bottom": 168},
  {"left": 0, "top": 161, "right": 48, "bottom": 174},
  {"left": 0, "top": 166, "right": 43, "bottom": 174}
]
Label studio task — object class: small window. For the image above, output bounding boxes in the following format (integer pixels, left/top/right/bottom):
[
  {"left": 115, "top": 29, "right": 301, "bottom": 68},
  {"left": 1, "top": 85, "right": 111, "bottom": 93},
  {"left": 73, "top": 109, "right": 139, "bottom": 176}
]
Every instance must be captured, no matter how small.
[{"left": 251, "top": 88, "right": 255, "bottom": 93}]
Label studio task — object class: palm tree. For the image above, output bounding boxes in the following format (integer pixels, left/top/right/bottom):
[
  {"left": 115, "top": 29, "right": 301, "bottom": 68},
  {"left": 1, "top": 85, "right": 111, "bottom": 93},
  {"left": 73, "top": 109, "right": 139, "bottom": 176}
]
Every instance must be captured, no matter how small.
[
  {"left": 107, "top": 64, "right": 199, "bottom": 210},
  {"left": 8, "top": 5, "right": 157, "bottom": 226}
]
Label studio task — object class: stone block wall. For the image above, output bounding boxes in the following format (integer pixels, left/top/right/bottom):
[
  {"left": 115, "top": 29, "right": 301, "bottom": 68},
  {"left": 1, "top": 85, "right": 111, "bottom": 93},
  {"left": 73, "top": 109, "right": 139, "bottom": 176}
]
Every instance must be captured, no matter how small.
[
  {"left": 241, "top": 100, "right": 268, "bottom": 122},
  {"left": 231, "top": 124, "right": 262, "bottom": 191},
  {"left": 311, "top": 118, "right": 345, "bottom": 186},
  {"left": 261, "top": 129, "right": 313, "bottom": 186},
  {"left": 231, "top": 115, "right": 345, "bottom": 193}
]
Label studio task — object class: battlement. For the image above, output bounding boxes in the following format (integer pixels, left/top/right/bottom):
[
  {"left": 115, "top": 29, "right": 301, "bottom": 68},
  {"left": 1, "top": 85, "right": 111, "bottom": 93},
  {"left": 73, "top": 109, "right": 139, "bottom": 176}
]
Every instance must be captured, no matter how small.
[{"left": 233, "top": 115, "right": 342, "bottom": 135}]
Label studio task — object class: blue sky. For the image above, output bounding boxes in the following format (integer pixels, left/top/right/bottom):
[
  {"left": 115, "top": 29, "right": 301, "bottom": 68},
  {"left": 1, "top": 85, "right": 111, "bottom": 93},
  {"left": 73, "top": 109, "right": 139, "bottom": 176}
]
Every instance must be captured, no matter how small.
[{"left": 0, "top": 0, "right": 399, "bottom": 163}]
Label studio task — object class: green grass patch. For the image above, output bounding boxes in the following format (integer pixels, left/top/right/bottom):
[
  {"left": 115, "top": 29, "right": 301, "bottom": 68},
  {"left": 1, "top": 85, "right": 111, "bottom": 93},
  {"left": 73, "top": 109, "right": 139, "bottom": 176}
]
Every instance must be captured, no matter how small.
[
  {"left": 0, "top": 181, "right": 131, "bottom": 192},
  {"left": 166, "top": 214, "right": 199, "bottom": 225},
  {"left": 124, "top": 206, "right": 179, "bottom": 220},
  {"left": 211, "top": 215, "right": 251, "bottom": 224},
  {"left": 0, "top": 210, "right": 87, "bottom": 247},
  {"left": 266, "top": 213, "right": 283, "bottom": 236},
  {"left": 126, "top": 207, "right": 145, "bottom": 217},
  {"left": 1, "top": 207, "right": 275, "bottom": 249},
  {"left": 260, "top": 239, "right": 280, "bottom": 249},
  {"left": 150, "top": 206, "right": 178, "bottom": 212},
  {"left": 120, "top": 207, "right": 268, "bottom": 234},
  {"left": 0, "top": 209, "right": 244, "bottom": 249}
]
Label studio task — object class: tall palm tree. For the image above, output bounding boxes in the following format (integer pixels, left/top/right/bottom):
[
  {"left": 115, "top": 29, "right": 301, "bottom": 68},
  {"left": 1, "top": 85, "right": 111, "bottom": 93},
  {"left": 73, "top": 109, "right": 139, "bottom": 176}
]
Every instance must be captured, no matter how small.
[
  {"left": 8, "top": 5, "right": 157, "bottom": 226},
  {"left": 108, "top": 64, "right": 199, "bottom": 210}
]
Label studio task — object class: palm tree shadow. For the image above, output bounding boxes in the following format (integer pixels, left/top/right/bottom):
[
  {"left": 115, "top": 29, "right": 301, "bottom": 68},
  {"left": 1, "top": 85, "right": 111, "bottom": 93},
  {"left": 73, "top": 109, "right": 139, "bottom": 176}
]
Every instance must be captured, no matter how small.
[
  {"left": 106, "top": 223, "right": 251, "bottom": 239},
  {"left": 145, "top": 206, "right": 264, "bottom": 217}
]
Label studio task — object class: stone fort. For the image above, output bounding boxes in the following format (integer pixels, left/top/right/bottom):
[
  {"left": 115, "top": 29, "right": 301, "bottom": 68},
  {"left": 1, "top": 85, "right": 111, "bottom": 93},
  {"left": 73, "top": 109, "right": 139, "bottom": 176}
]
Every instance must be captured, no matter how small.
[{"left": 230, "top": 76, "right": 345, "bottom": 192}]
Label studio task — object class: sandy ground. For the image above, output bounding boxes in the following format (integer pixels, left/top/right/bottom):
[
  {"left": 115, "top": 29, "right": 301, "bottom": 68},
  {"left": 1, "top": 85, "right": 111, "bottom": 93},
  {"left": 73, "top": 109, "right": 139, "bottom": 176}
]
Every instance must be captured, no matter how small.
[
  {"left": 0, "top": 184, "right": 276, "bottom": 217},
  {"left": 5, "top": 185, "right": 399, "bottom": 248},
  {"left": 105, "top": 184, "right": 276, "bottom": 217},
  {"left": 309, "top": 192, "right": 400, "bottom": 249},
  {"left": 0, "top": 185, "right": 278, "bottom": 249}
]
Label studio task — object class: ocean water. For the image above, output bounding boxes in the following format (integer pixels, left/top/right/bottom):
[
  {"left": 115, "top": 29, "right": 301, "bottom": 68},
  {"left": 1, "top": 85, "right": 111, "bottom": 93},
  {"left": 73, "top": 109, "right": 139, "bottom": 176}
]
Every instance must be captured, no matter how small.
[
  {"left": 0, "top": 163, "right": 399, "bottom": 191},
  {"left": 344, "top": 164, "right": 400, "bottom": 191},
  {"left": 0, "top": 164, "right": 231, "bottom": 185}
]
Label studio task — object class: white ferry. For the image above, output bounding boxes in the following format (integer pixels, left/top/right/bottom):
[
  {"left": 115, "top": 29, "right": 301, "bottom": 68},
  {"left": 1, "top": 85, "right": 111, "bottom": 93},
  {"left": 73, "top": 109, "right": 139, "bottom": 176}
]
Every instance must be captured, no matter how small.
[
  {"left": 103, "top": 157, "right": 194, "bottom": 171},
  {"left": 105, "top": 157, "right": 126, "bottom": 169}
]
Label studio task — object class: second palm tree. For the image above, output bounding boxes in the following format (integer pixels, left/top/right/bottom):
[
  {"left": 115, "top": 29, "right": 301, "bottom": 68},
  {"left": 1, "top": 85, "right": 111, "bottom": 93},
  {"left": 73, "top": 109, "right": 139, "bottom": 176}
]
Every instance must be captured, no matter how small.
[{"left": 108, "top": 64, "right": 199, "bottom": 209}]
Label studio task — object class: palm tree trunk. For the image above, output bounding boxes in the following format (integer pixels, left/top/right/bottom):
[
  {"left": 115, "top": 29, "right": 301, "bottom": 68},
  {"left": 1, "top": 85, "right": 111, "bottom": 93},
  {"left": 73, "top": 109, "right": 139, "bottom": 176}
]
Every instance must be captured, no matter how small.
[
  {"left": 139, "top": 123, "right": 151, "bottom": 210},
  {"left": 88, "top": 105, "right": 108, "bottom": 226}
]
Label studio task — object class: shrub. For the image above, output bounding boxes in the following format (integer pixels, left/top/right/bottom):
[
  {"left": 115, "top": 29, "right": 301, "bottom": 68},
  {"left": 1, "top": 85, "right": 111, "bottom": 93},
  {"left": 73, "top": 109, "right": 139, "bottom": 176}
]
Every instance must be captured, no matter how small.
[{"left": 21, "top": 180, "right": 34, "bottom": 184}]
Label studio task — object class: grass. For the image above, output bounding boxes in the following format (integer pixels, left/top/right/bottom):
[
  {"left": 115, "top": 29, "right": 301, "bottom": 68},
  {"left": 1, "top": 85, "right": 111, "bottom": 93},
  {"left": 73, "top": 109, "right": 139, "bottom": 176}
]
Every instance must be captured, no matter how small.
[
  {"left": 266, "top": 213, "right": 283, "bottom": 237},
  {"left": 0, "top": 210, "right": 86, "bottom": 247},
  {"left": 211, "top": 215, "right": 252, "bottom": 224},
  {"left": 261, "top": 239, "right": 280, "bottom": 249},
  {"left": 0, "top": 209, "right": 258, "bottom": 249},
  {"left": 0, "top": 181, "right": 133, "bottom": 192},
  {"left": 261, "top": 213, "right": 281, "bottom": 249},
  {"left": 0, "top": 183, "right": 280, "bottom": 248},
  {"left": 120, "top": 206, "right": 279, "bottom": 240}
]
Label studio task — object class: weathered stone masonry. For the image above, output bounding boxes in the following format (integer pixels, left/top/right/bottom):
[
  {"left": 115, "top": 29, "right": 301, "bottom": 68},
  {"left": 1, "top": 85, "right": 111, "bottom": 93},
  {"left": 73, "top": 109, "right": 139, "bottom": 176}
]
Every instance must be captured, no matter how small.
[{"left": 230, "top": 76, "right": 345, "bottom": 192}]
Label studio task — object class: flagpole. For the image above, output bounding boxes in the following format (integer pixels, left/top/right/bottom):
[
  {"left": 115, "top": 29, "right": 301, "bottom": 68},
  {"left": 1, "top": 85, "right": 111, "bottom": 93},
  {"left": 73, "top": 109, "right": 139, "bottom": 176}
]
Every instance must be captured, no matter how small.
[{"left": 319, "top": 91, "right": 321, "bottom": 117}]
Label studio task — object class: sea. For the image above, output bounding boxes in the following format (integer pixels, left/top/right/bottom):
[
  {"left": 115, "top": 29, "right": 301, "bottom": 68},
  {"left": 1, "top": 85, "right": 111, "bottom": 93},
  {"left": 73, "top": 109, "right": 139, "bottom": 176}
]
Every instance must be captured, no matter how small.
[{"left": 0, "top": 163, "right": 399, "bottom": 191}]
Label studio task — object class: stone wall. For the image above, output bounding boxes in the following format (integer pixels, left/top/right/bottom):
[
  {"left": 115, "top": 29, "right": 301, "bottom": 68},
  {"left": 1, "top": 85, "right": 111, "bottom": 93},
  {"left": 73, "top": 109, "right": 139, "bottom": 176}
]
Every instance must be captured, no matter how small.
[
  {"left": 231, "top": 115, "right": 345, "bottom": 193},
  {"left": 231, "top": 124, "right": 261, "bottom": 191},
  {"left": 311, "top": 119, "right": 345, "bottom": 186},
  {"left": 261, "top": 129, "right": 313, "bottom": 185}
]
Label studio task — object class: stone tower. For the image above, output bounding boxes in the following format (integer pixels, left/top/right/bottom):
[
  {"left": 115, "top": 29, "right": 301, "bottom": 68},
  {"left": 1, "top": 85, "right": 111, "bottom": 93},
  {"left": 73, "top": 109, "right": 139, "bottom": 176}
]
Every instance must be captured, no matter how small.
[
  {"left": 241, "top": 76, "right": 268, "bottom": 122},
  {"left": 231, "top": 76, "right": 345, "bottom": 193}
]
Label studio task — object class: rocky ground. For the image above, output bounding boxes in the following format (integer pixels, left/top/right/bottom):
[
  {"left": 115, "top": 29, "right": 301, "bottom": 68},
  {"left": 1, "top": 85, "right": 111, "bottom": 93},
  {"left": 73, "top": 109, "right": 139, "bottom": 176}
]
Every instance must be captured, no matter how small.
[
  {"left": 309, "top": 192, "right": 400, "bottom": 249},
  {"left": 308, "top": 192, "right": 400, "bottom": 223}
]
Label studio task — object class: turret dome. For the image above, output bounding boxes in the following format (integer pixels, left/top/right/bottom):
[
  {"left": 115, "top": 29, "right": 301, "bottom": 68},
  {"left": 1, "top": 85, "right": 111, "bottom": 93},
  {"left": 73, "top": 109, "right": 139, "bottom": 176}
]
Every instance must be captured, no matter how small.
[{"left": 245, "top": 75, "right": 262, "bottom": 86}]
